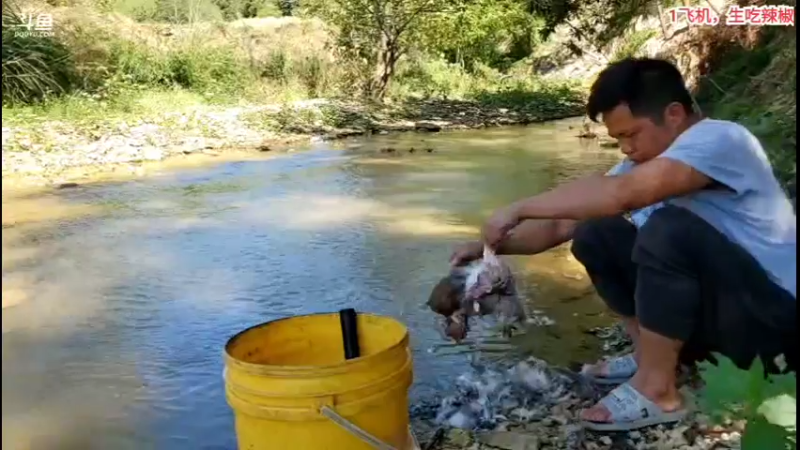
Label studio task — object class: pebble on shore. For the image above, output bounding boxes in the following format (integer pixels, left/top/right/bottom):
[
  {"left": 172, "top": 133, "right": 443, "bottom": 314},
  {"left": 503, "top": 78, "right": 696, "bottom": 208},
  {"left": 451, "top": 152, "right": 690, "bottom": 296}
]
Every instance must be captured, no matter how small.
[
  {"left": 411, "top": 323, "right": 744, "bottom": 450},
  {"left": 2, "top": 99, "right": 584, "bottom": 184}
]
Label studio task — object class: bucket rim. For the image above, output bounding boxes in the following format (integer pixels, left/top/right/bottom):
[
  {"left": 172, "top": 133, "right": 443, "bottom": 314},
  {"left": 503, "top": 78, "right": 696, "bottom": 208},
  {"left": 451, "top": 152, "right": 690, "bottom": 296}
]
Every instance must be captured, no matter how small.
[{"left": 223, "top": 312, "right": 409, "bottom": 375}]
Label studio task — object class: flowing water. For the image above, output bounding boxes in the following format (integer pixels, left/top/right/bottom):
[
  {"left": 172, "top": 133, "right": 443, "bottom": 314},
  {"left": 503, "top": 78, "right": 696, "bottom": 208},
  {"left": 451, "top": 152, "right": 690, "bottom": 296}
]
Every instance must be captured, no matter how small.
[{"left": 2, "top": 118, "right": 623, "bottom": 449}]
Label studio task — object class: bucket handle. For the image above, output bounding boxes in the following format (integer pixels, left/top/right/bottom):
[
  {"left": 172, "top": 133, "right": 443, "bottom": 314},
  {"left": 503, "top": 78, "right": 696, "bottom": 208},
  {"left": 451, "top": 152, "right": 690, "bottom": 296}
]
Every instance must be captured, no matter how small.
[{"left": 320, "top": 406, "right": 420, "bottom": 450}]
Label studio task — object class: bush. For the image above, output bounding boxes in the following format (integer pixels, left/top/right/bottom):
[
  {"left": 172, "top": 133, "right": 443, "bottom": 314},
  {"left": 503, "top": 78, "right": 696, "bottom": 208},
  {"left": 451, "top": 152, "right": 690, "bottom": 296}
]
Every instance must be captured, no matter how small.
[
  {"left": 693, "top": 25, "right": 796, "bottom": 188},
  {"left": 698, "top": 354, "right": 796, "bottom": 449},
  {"left": 2, "top": 3, "right": 77, "bottom": 104}
]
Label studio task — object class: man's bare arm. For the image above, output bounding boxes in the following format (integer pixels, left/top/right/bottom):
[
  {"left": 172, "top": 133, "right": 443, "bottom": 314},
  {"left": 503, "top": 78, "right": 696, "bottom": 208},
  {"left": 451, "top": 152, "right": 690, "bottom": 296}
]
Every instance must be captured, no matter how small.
[
  {"left": 511, "top": 158, "right": 712, "bottom": 221},
  {"left": 496, "top": 219, "right": 577, "bottom": 256}
]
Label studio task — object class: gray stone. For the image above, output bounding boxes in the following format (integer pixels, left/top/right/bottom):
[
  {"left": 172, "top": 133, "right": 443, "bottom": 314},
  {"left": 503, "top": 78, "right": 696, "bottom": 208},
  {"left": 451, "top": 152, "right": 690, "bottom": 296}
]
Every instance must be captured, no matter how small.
[
  {"left": 414, "top": 120, "right": 445, "bottom": 132},
  {"left": 476, "top": 431, "right": 539, "bottom": 450},
  {"left": 141, "top": 147, "right": 165, "bottom": 161},
  {"left": 447, "top": 428, "right": 472, "bottom": 447}
]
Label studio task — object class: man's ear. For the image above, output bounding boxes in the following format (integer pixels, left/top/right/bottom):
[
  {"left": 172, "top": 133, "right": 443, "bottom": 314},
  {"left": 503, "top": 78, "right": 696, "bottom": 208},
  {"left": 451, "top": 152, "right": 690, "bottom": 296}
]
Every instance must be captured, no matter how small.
[{"left": 663, "top": 102, "right": 687, "bottom": 129}]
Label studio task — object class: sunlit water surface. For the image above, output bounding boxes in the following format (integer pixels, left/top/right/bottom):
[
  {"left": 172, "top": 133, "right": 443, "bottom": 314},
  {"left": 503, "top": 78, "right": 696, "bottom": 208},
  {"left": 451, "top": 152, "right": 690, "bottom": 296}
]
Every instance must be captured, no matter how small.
[{"left": 2, "top": 118, "right": 622, "bottom": 449}]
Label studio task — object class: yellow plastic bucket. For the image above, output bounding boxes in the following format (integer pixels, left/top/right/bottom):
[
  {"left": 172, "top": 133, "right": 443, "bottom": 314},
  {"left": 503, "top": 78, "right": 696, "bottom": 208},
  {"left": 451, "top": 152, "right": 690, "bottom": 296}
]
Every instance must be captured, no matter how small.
[{"left": 224, "top": 312, "right": 416, "bottom": 450}]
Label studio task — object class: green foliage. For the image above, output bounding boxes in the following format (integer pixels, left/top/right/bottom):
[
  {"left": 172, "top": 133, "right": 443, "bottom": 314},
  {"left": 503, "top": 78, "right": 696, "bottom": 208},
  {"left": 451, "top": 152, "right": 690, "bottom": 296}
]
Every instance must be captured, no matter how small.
[
  {"left": 416, "top": 0, "right": 543, "bottom": 71},
  {"left": 694, "top": 26, "right": 796, "bottom": 188},
  {"left": 276, "top": 0, "right": 297, "bottom": 16},
  {"left": 210, "top": 0, "right": 264, "bottom": 20},
  {"left": 104, "top": 40, "right": 253, "bottom": 96},
  {"left": 255, "top": 50, "right": 334, "bottom": 97},
  {"left": 525, "top": 0, "right": 674, "bottom": 52},
  {"left": 524, "top": 0, "right": 580, "bottom": 37},
  {"left": 611, "top": 29, "right": 656, "bottom": 62},
  {"left": 113, "top": 0, "right": 226, "bottom": 22},
  {"left": 302, "top": 0, "right": 461, "bottom": 99},
  {"left": 698, "top": 354, "right": 796, "bottom": 450},
  {"left": 2, "top": 2, "right": 77, "bottom": 105}
]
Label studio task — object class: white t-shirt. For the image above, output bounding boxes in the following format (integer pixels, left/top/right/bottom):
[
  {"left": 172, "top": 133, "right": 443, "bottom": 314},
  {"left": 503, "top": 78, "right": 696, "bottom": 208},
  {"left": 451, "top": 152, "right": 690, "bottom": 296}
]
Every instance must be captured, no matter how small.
[{"left": 606, "top": 119, "right": 796, "bottom": 297}]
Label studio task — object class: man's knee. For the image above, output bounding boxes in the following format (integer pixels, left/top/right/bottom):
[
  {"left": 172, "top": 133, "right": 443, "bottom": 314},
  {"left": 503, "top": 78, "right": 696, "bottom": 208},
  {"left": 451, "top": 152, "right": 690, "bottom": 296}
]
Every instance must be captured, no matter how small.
[
  {"left": 571, "top": 216, "right": 633, "bottom": 264},
  {"left": 634, "top": 206, "right": 701, "bottom": 262}
]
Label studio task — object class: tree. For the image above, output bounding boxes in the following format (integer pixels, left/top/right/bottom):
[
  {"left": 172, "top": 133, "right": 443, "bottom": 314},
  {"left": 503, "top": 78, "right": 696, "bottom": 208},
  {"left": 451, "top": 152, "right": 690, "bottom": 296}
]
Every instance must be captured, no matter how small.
[
  {"left": 304, "top": 0, "right": 459, "bottom": 101},
  {"left": 417, "top": 0, "right": 540, "bottom": 71},
  {"left": 278, "top": 0, "right": 297, "bottom": 16}
]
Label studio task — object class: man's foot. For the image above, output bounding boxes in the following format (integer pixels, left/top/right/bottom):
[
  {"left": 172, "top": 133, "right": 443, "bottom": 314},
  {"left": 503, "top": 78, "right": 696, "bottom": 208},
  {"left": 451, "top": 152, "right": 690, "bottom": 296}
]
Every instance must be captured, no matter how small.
[
  {"left": 579, "top": 379, "right": 688, "bottom": 431},
  {"left": 581, "top": 353, "right": 638, "bottom": 385}
]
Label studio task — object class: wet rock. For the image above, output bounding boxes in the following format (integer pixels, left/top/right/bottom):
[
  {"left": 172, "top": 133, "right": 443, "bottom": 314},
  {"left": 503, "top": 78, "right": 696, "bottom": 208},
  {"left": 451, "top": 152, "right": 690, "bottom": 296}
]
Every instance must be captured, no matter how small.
[
  {"left": 562, "top": 424, "right": 585, "bottom": 449},
  {"left": 327, "top": 128, "right": 366, "bottom": 139},
  {"left": 476, "top": 431, "right": 539, "bottom": 450},
  {"left": 599, "top": 139, "right": 620, "bottom": 149},
  {"left": 415, "top": 121, "right": 445, "bottom": 132},
  {"left": 447, "top": 428, "right": 473, "bottom": 447}
]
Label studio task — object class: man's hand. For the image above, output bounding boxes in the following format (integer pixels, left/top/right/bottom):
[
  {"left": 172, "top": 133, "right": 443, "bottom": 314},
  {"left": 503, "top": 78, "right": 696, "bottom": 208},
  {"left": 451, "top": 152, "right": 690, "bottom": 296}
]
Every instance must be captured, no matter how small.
[
  {"left": 449, "top": 240, "right": 483, "bottom": 267},
  {"left": 481, "top": 203, "right": 523, "bottom": 248}
]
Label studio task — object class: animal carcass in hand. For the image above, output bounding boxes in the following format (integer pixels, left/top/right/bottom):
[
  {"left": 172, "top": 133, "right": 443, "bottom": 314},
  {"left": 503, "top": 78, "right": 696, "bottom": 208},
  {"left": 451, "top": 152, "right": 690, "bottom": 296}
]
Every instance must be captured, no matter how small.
[{"left": 427, "top": 246, "right": 526, "bottom": 341}]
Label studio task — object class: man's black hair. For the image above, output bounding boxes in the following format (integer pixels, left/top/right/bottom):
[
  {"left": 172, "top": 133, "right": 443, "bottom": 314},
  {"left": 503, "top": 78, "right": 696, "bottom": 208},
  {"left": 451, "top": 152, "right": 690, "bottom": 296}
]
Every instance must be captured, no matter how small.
[{"left": 586, "top": 57, "right": 695, "bottom": 123}]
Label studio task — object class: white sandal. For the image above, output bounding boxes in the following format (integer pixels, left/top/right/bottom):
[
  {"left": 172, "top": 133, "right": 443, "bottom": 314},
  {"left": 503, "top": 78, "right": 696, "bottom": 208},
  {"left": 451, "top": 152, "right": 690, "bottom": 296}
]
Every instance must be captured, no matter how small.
[
  {"left": 580, "top": 382, "right": 689, "bottom": 431},
  {"left": 581, "top": 353, "right": 637, "bottom": 385}
]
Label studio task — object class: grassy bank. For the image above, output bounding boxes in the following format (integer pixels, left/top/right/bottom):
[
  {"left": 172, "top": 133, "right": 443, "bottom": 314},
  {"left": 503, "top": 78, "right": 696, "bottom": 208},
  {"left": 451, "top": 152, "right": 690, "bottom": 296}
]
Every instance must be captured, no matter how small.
[
  {"left": 692, "top": 24, "right": 796, "bottom": 189},
  {"left": 3, "top": 0, "right": 795, "bottom": 194},
  {"left": 1, "top": 1, "right": 589, "bottom": 185},
  {"left": 1, "top": 4, "right": 584, "bottom": 119},
  {"left": 1, "top": 2, "right": 588, "bottom": 185}
]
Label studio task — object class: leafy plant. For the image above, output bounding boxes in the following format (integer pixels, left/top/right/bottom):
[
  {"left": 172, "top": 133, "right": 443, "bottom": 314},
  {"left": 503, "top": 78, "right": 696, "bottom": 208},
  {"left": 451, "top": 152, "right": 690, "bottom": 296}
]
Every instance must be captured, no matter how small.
[
  {"left": 2, "top": 1, "right": 77, "bottom": 104},
  {"left": 611, "top": 29, "right": 656, "bottom": 62},
  {"left": 698, "top": 353, "right": 796, "bottom": 450},
  {"left": 302, "top": 0, "right": 461, "bottom": 101}
]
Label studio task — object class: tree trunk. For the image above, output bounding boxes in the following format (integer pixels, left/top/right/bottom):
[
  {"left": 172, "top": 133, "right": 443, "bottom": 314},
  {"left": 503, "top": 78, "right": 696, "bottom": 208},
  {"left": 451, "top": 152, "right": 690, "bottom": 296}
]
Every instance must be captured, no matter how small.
[
  {"left": 656, "top": 3, "right": 669, "bottom": 41},
  {"left": 371, "top": 35, "right": 400, "bottom": 102}
]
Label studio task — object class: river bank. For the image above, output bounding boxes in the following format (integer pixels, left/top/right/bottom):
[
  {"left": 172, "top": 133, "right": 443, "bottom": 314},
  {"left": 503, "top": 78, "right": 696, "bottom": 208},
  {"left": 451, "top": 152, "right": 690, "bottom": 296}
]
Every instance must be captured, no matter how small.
[
  {"left": 1, "top": 95, "right": 585, "bottom": 189},
  {"left": 412, "top": 324, "right": 746, "bottom": 450}
]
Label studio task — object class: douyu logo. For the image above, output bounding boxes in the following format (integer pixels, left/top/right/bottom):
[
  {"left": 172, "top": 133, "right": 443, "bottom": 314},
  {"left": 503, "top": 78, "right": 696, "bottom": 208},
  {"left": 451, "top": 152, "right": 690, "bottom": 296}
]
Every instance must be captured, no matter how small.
[{"left": 6, "top": 13, "right": 55, "bottom": 38}]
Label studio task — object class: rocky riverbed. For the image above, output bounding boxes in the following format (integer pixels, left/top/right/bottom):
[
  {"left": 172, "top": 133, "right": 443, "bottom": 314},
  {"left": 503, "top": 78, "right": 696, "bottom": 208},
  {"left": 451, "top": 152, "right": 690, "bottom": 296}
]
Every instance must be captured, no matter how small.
[
  {"left": 411, "top": 323, "right": 745, "bottom": 450},
  {"left": 1, "top": 97, "right": 585, "bottom": 186}
]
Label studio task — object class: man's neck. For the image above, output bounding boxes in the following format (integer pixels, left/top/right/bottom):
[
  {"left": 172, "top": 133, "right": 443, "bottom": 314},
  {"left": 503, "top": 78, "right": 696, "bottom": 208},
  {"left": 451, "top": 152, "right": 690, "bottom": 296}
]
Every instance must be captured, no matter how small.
[{"left": 676, "top": 114, "right": 703, "bottom": 135}]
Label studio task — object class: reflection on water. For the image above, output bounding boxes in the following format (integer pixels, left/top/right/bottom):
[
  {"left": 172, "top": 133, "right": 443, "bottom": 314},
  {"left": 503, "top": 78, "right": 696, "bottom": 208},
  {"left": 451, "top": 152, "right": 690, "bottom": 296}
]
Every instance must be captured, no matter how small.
[{"left": 2, "top": 118, "right": 622, "bottom": 449}]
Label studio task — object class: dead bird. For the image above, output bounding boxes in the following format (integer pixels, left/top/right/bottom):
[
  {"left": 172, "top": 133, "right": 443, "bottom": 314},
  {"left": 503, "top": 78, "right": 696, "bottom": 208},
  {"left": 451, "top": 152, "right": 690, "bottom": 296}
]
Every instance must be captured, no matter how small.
[
  {"left": 427, "top": 276, "right": 462, "bottom": 317},
  {"left": 427, "top": 246, "right": 526, "bottom": 341},
  {"left": 427, "top": 276, "right": 469, "bottom": 342}
]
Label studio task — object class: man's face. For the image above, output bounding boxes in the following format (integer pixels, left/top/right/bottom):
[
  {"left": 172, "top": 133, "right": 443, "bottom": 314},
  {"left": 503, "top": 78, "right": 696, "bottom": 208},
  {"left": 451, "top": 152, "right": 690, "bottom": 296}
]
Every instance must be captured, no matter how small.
[{"left": 602, "top": 103, "right": 687, "bottom": 164}]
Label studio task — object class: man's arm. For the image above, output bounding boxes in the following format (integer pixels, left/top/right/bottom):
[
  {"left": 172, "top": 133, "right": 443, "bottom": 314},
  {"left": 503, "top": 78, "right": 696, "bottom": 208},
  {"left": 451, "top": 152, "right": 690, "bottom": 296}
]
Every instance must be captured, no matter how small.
[
  {"left": 496, "top": 218, "right": 578, "bottom": 256},
  {"left": 511, "top": 158, "right": 712, "bottom": 221}
]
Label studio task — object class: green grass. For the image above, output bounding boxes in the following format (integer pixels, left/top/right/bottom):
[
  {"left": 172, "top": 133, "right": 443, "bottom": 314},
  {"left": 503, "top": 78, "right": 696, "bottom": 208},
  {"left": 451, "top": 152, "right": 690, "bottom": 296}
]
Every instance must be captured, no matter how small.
[
  {"left": 694, "top": 26, "right": 796, "bottom": 187},
  {"left": 611, "top": 29, "right": 656, "bottom": 62},
  {"left": 2, "top": 2, "right": 77, "bottom": 104},
  {"left": 2, "top": 87, "right": 207, "bottom": 126}
]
